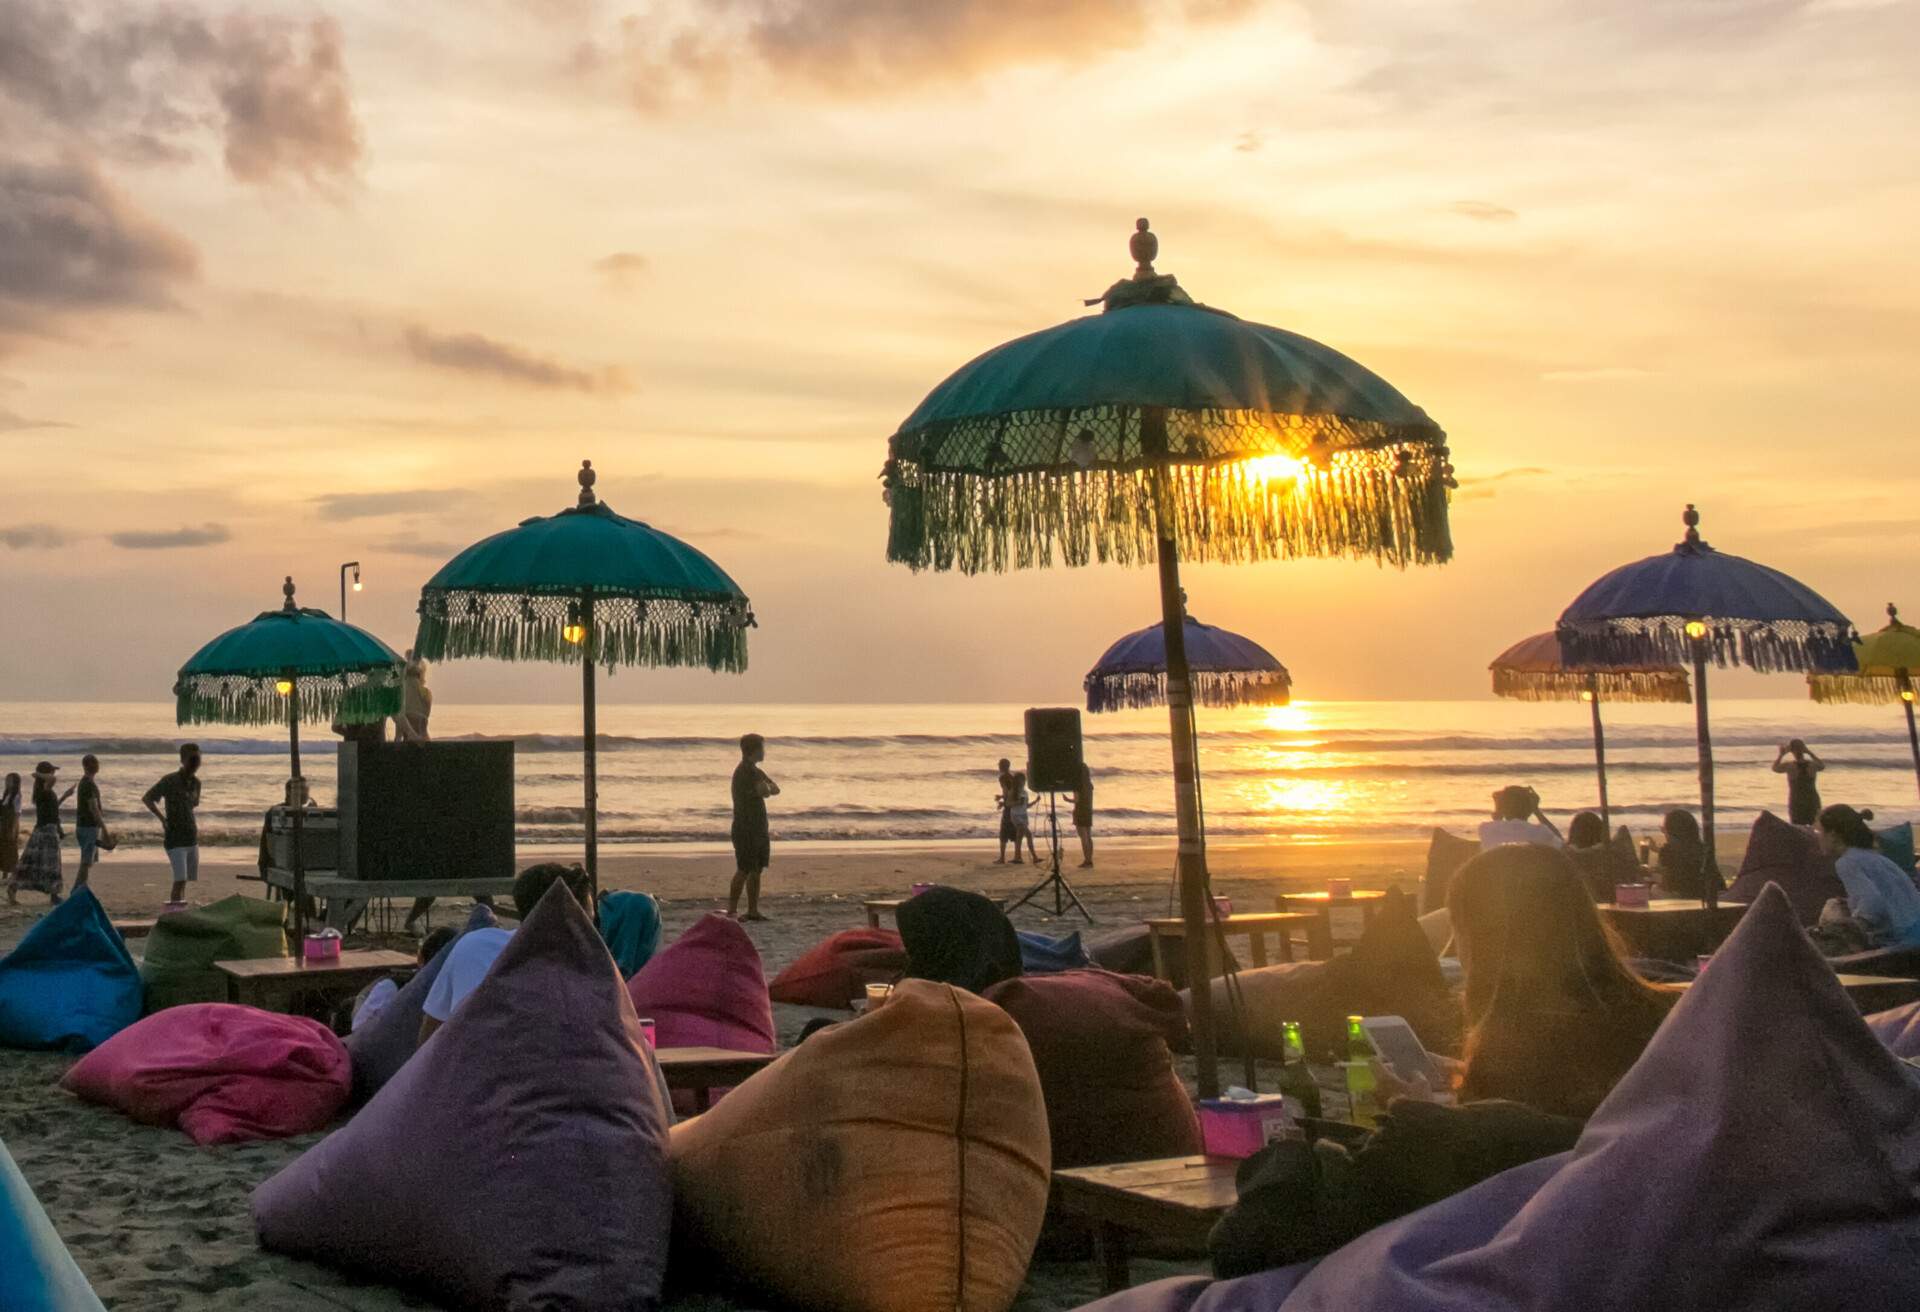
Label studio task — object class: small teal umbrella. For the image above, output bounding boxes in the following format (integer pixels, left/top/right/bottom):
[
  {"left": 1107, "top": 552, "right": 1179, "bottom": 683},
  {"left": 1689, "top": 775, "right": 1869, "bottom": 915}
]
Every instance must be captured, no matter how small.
[
  {"left": 174, "top": 576, "right": 404, "bottom": 940},
  {"left": 414, "top": 461, "right": 754, "bottom": 893}
]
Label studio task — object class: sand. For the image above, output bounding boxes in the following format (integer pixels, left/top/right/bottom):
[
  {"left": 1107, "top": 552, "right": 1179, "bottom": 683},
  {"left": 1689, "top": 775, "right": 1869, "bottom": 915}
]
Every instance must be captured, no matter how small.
[{"left": 0, "top": 831, "right": 1735, "bottom": 1309}]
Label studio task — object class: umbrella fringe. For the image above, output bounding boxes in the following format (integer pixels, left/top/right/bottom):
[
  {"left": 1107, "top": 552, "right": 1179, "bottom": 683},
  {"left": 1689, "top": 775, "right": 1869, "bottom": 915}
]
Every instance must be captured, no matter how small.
[
  {"left": 1490, "top": 668, "right": 1692, "bottom": 704},
  {"left": 885, "top": 411, "right": 1451, "bottom": 574},
  {"left": 1808, "top": 674, "right": 1909, "bottom": 706},
  {"left": 173, "top": 669, "right": 403, "bottom": 727},
  {"left": 414, "top": 590, "right": 750, "bottom": 673},
  {"left": 1085, "top": 670, "right": 1293, "bottom": 713},
  {"left": 1557, "top": 619, "right": 1857, "bottom": 675}
]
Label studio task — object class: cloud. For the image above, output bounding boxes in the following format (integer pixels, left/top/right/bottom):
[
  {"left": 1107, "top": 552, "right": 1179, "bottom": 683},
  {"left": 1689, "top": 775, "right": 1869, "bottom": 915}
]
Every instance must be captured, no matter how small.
[
  {"left": 591, "top": 0, "right": 1265, "bottom": 107},
  {"left": 1448, "top": 200, "right": 1517, "bottom": 222},
  {"left": 313, "top": 488, "right": 472, "bottom": 521},
  {"left": 1540, "top": 366, "right": 1657, "bottom": 383},
  {"left": 403, "top": 325, "right": 632, "bottom": 394},
  {"left": 0, "top": 523, "right": 69, "bottom": 549},
  {"left": 376, "top": 533, "right": 467, "bottom": 559},
  {"left": 1455, "top": 466, "right": 1548, "bottom": 501},
  {"left": 0, "top": 154, "right": 199, "bottom": 352},
  {"left": 0, "top": 408, "right": 70, "bottom": 432},
  {"left": 594, "top": 251, "right": 648, "bottom": 290},
  {"left": 0, "top": 3, "right": 363, "bottom": 188},
  {"left": 110, "top": 522, "right": 232, "bottom": 549}
]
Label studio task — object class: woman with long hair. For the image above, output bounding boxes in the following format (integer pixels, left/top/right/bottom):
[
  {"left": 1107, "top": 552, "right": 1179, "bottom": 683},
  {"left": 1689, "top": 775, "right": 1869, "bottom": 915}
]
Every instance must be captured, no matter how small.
[
  {"left": 7, "top": 761, "right": 71, "bottom": 905},
  {"left": 1655, "top": 808, "right": 1716, "bottom": 899},
  {"left": 1773, "top": 739, "right": 1826, "bottom": 826},
  {"left": 1812, "top": 804, "right": 1920, "bottom": 953},
  {"left": 1445, "top": 844, "right": 1680, "bottom": 1119},
  {"left": 0, "top": 772, "right": 20, "bottom": 881}
]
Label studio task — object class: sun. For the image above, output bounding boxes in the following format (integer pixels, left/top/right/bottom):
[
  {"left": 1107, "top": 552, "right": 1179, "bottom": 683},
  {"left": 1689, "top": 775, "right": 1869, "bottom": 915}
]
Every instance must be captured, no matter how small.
[{"left": 1240, "top": 453, "right": 1306, "bottom": 485}]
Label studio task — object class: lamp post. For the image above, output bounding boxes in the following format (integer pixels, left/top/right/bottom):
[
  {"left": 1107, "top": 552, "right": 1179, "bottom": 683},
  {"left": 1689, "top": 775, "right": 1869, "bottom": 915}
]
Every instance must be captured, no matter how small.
[{"left": 340, "top": 561, "right": 362, "bottom": 621}]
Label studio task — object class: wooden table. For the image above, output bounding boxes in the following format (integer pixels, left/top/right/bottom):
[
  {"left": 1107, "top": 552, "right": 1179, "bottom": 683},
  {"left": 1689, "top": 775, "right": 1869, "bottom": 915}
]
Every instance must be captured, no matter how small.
[
  {"left": 656, "top": 1046, "right": 779, "bottom": 1111},
  {"left": 215, "top": 950, "right": 415, "bottom": 1014},
  {"left": 1835, "top": 974, "right": 1920, "bottom": 1013},
  {"left": 1274, "top": 889, "right": 1390, "bottom": 956},
  {"left": 1145, "top": 912, "right": 1321, "bottom": 982},
  {"left": 261, "top": 869, "right": 518, "bottom": 932},
  {"left": 863, "top": 898, "right": 904, "bottom": 930},
  {"left": 111, "top": 918, "right": 158, "bottom": 941},
  {"left": 1601, "top": 899, "right": 1748, "bottom": 962},
  {"left": 1053, "top": 1156, "right": 1240, "bottom": 1293}
]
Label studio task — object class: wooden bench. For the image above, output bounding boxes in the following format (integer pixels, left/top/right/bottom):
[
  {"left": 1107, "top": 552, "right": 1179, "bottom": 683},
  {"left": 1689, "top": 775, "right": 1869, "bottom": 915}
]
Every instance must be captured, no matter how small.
[
  {"left": 1145, "top": 912, "right": 1322, "bottom": 982},
  {"left": 863, "top": 898, "right": 904, "bottom": 930},
  {"left": 655, "top": 1046, "right": 778, "bottom": 1111},
  {"left": 215, "top": 950, "right": 416, "bottom": 1015},
  {"left": 1273, "top": 889, "right": 1390, "bottom": 956},
  {"left": 111, "top": 918, "right": 158, "bottom": 941},
  {"left": 1053, "top": 1156, "right": 1240, "bottom": 1293}
]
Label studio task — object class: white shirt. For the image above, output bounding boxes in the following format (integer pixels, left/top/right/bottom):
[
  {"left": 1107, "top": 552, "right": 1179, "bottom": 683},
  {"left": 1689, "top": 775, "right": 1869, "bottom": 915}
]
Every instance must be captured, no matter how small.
[
  {"left": 1478, "top": 820, "right": 1564, "bottom": 851},
  {"left": 1834, "top": 848, "right": 1920, "bottom": 949},
  {"left": 352, "top": 978, "right": 399, "bottom": 1031},
  {"left": 421, "top": 927, "right": 514, "bottom": 1023}
]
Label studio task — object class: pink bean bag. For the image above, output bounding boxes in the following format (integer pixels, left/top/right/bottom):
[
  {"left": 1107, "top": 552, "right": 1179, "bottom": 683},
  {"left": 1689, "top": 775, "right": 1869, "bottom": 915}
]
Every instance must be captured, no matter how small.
[
  {"left": 61, "top": 1004, "right": 349, "bottom": 1146},
  {"left": 768, "top": 928, "right": 908, "bottom": 1009},
  {"left": 627, "top": 913, "right": 776, "bottom": 1052}
]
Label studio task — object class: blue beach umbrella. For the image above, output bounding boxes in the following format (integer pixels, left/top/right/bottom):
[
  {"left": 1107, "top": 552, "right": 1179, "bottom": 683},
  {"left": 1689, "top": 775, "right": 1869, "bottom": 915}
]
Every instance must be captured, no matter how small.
[
  {"left": 414, "top": 461, "right": 754, "bottom": 894},
  {"left": 1085, "top": 613, "right": 1291, "bottom": 713},
  {"left": 883, "top": 219, "right": 1454, "bottom": 1097},
  {"left": 1557, "top": 506, "right": 1855, "bottom": 897}
]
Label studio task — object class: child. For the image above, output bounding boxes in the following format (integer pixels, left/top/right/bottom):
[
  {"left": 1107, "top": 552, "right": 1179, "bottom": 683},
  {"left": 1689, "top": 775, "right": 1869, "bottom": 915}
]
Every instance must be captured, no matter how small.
[
  {"left": 993, "top": 757, "right": 1016, "bottom": 863},
  {"left": 1007, "top": 771, "right": 1040, "bottom": 865}
]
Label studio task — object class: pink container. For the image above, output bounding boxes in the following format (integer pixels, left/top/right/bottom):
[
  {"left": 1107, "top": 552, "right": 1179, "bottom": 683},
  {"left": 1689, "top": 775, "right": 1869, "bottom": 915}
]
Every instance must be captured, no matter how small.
[
  {"left": 910, "top": 883, "right": 935, "bottom": 897},
  {"left": 1695, "top": 954, "right": 1713, "bottom": 975},
  {"left": 302, "top": 933, "right": 341, "bottom": 962},
  {"left": 639, "top": 1018, "right": 657, "bottom": 1048},
  {"left": 1197, "top": 1096, "right": 1297, "bottom": 1157},
  {"left": 1615, "top": 883, "right": 1652, "bottom": 908},
  {"left": 1327, "top": 878, "right": 1354, "bottom": 900},
  {"left": 1211, "top": 896, "right": 1234, "bottom": 917}
]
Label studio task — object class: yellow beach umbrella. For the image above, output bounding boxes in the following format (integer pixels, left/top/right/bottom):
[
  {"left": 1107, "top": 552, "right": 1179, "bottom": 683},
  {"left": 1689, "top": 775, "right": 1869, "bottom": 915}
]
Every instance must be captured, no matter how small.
[{"left": 1809, "top": 603, "right": 1920, "bottom": 799}]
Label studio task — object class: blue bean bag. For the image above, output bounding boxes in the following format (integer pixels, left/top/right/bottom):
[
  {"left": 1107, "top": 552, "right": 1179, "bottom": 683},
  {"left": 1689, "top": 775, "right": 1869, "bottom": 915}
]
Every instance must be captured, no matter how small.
[
  {"left": 599, "top": 890, "right": 663, "bottom": 978},
  {"left": 1877, "top": 821, "right": 1917, "bottom": 877},
  {"left": 342, "top": 902, "right": 496, "bottom": 1104},
  {"left": 1, "top": 1136, "right": 106, "bottom": 1311},
  {"left": 253, "top": 881, "right": 674, "bottom": 1309},
  {"left": 1017, "top": 929, "right": 1093, "bottom": 974},
  {"left": 0, "top": 888, "right": 142, "bottom": 1053}
]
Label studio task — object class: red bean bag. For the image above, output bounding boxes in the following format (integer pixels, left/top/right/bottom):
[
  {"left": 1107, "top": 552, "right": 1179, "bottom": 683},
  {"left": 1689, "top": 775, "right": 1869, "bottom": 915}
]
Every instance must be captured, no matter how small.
[
  {"left": 985, "top": 970, "right": 1199, "bottom": 1169},
  {"left": 1725, "top": 811, "right": 1844, "bottom": 925},
  {"left": 251, "top": 881, "right": 673, "bottom": 1309},
  {"left": 60, "top": 1004, "right": 349, "bottom": 1146},
  {"left": 768, "top": 928, "right": 908, "bottom": 1009},
  {"left": 628, "top": 913, "right": 775, "bottom": 1052}
]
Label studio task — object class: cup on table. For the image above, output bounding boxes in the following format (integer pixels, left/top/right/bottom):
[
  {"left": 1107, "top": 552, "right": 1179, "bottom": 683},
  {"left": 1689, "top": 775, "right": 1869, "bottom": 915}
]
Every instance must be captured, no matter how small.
[
  {"left": 1614, "top": 883, "right": 1651, "bottom": 908},
  {"left": 1327, "top": 878, "right": 1353, "bottom": 900},
  {"left": 1210, "top": 895, "right": 1234, "bottom": 917},
  {"left": 639, "top": 1018, "right": 657, "bottom": 1048},
  {"left": 910, "top": 882, "right": 934, "bottom": 897},
  {"left": 865, "top": 982, "right": 893, "bottom": 1013},
  {"left": 1694, "top": 955, "right": 1713, "bottom": 975}
]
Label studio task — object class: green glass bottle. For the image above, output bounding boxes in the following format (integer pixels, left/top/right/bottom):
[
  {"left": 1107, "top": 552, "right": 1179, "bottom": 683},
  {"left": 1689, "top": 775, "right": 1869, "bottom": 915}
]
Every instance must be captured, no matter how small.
[
  {"left": 1279, "top": 1020, "right": 1321, "bottom": 1120},
  {"left": 1343, "top": 1014, "right": 1378, "bottom": 1126}
]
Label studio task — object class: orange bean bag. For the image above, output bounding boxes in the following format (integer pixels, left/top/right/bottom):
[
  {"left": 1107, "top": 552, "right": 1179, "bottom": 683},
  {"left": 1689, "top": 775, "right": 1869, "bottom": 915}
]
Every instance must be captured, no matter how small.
[{"left": 669, "top": 978, "right": 1050, "bottom": 1312}]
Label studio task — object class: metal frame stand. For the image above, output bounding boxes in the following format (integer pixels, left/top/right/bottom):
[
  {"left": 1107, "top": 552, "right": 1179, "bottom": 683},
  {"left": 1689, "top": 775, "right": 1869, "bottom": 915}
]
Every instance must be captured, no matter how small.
[{"left": 1003, "top": 793, "right": 1093, "bottom": 922}]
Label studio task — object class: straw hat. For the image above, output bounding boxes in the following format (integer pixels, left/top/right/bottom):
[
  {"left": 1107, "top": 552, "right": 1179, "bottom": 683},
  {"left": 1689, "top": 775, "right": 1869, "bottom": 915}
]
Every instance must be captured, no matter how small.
[{"left": 32, "top": 761, "right": 59, "bottom": 779}]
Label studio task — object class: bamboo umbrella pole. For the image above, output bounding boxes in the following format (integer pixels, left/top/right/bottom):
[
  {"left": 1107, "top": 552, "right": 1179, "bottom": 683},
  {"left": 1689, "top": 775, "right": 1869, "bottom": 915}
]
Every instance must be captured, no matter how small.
[
  {"left": 1587, "top": 675, "right": 1612, "bottom": 836},
  {"left": 1902, "top": 674, "right": 1920, "bottom": 802},
  {"left": 581, "top": 591, "right": 599, "bottom": 904},
  {"left": 1689, "top": 632, "right": 1719, "bottom": 908}
]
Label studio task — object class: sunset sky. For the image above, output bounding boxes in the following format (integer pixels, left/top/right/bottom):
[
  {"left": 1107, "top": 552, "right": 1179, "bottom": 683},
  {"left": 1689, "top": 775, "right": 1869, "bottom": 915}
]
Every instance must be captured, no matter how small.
[{"left": 4, "top": 0, "right": 1917, "bottom": 707}]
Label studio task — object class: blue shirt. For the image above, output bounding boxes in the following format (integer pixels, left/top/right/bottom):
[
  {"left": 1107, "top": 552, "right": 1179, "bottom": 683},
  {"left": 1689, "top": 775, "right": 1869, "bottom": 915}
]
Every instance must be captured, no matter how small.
[{"left": 1834, "top": 847, "right": 1920, "bottom": 948}]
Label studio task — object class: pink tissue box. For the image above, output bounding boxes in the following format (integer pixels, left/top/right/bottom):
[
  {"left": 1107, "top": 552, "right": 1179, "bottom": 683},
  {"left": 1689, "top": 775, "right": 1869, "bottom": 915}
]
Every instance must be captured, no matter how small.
[
  {"left": 1198, "top": 1096, "right": 1297, "bottom": 1157},
  {"left": 1614, "top": 883, "right": 1652, "bottom": 908},
  {"left": 303, "top": 934, "right": 341, "bottom": 962},
  {"left": 1211, "top": 896, "right": 1234, "bottom": 917},
  {"left": 910, "top": 882, "right": 935, "bottom": 897}
]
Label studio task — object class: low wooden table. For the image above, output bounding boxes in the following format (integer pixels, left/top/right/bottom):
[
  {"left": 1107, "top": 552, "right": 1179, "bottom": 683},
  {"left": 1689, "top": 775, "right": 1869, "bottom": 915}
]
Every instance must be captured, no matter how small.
[
  {"left": 1836, "top": 974, "right": 1920, "bottom": 1013},
  {"left": 656, "top": 1046, "right": 779, "bottom": 1111},
  {"left": 1053, "top": 1156, "right": 1240, "bottom": 1293},
  {"left": 215, "top": 950, "right": 415, "bottom": 1014},
  {"left": 261, "top": 869, "right": 518, "bottom": 932},
  {"left": 863, "top": 898, "right": 905, "bottom": 930},
  {"left": 1145, "top": 912, "right": 1320, "bottom": 981},
  {"left": 1274, "top": 889, "right": 1390, "bottom": 956},
  {"left": 1601, "top": 899, "right": 1748, "bottom": 961},
  {"left": 111, "top": 918, "right": 158, "bottom": 941}
]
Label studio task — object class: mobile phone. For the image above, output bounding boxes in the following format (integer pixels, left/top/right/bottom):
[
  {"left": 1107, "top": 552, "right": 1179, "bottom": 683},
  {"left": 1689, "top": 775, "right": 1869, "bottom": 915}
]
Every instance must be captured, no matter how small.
[{"left": 1359, "top": 1015, "right": 1438, "bottom": 1086}]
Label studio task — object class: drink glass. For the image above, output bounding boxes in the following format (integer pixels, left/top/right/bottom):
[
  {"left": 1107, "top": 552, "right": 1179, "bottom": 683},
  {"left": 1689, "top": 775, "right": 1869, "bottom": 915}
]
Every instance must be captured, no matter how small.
[
  {"left": 865, "top": 983, "right": 893, "bottom": 1013},
  {"left": 1327, "top": 878, "right": 1353, "bottom": 900},
  {"left": 639, "top": 1018, "right": 657, "bottom": 1048}
]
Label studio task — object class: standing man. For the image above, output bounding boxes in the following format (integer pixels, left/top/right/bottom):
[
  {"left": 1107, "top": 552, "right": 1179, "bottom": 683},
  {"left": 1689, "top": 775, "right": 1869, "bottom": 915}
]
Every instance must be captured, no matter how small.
[
  {"left": 727, "top": 734, "right": 778, "bottom": 922},
  {"left": 1069, "top": 761, "right": 1095, "bottom": 869},
  {"left": 74, "top": 754, "right": 106, "bottom": 890},
  {"left": 143, "top": 743, "right": 202, "bottom": 905}
]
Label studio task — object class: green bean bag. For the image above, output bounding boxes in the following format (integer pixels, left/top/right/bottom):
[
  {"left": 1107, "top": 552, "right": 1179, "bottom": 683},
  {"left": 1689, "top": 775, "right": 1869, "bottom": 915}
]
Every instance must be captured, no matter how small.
[{"left": 139, "top": 895, "right": 287, "bottom": 1013}]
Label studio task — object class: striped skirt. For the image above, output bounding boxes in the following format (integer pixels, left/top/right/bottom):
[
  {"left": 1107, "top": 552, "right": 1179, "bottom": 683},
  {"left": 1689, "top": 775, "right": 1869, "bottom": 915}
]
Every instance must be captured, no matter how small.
[{"left": 9, "top": 825, "right": 62, "bottom": 896}]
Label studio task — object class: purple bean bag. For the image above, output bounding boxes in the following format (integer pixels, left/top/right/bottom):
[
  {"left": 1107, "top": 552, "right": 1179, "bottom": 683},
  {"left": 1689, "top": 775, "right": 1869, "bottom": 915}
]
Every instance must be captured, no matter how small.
[
  {"left": 252, "top": 882, "right": 672, "bottom": 1310},
  {"left": 1866, "top": 999, "right": 1920, "bottom": 1058},
  {"left": 1724, "top": 811, "right": 1843, "bottom": 925},
  {"left": 626, "top": 913, "right": 775, "bottom": 1054},
  {"left": 341, "top": 902, "right": 496, "bottom": 1104},
  {"left": 1263, "top": 883, "right": 1920, "bottom": 1312},
  {"left": 1078, "top": 1267, "right": 1315, "bottom": 1312}
]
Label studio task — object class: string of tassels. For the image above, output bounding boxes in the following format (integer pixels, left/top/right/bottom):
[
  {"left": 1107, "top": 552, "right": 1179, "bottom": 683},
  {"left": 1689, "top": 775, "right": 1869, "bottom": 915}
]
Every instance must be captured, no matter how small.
[
  {"left": 174, "top": 668, "right": 403, "bottom": 727},
  {"left": 1557, "top": 620, "right": 1858, "bottom": 675},
  {"left": 1085, "top": 669, "right": 1293, "bottom": 713},
  {"left": 1492, "top": 668, "right": 1692, "bottom": 705},
  {"left": 415, "top": 590, "right": 750, "bottom": 674}
]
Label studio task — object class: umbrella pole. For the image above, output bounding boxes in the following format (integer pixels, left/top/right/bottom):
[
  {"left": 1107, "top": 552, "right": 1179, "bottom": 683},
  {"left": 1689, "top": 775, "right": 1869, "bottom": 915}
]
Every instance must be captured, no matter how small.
[
  {"left": 1588, "top": 677, "right": 1611, "bottom": 837},
  {"left": 1902, "top": 676, "right": 1920, "bottom": 803},
  {"left": 582, "top": 593, "right": 599, "bottom": 907},
  {"left": 1149, "top": 475, "right": 1218, "bottom": 1099},
  {"left": 288, "top": 685, "right": 307, "bottom": 948},
  {"left": 1690, "top": 645, "right": 1718, "bottom": 909}
]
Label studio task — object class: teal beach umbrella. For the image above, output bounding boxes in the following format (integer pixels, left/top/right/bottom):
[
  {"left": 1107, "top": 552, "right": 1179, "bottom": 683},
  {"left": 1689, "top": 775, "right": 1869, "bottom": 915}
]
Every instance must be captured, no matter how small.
[
  {"left": 174, "top": 576, "right": 404, "bottom": 940},
  {"left": 882, "top": 220, "right": 1455, "bottom": 1097},
  {"left": 414, "top": 461, "right": 754, "bottom": 894}
]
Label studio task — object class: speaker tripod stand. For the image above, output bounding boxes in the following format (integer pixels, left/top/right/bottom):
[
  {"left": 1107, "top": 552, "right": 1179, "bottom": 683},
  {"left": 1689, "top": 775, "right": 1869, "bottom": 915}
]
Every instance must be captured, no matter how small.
[{"left": 1003, "top": 793, "right": 1092, "bottom": 922}]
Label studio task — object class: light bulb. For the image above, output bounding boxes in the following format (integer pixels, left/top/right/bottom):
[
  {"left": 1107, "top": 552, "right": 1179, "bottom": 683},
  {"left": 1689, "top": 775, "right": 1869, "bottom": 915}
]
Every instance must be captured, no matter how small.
[
  {"left": 1904, "top": 689, "right": 1915, "bottom": 704},
  {"left": 1580, "top": 689, "right": 1595, "bottom": 703},
  {"left": 1684, "top": 620, "right": 1709, "bottom": 641},
  {"left": 353, "top": 580, "right": 363, "bottom": 593},
  {"left": 275, "top": 679, "right": 294, "bottom": 696},
  {"left": 562, "top": 623, "right": 586, "bottom": 645}
]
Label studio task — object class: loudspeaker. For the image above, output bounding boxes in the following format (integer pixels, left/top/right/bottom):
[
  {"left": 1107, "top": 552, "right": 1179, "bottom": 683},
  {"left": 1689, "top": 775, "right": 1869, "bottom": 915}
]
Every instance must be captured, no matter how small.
[
  {"left": 1024, "top": 707, "right": 1084, "bottom": 794},
  {"left": 339, "top": 741, "right": 515, "bottom": 882}
]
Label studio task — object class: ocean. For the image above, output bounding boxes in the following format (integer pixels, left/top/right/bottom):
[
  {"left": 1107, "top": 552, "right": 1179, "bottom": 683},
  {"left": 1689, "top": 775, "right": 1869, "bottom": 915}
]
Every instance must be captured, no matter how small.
[{"left": 1, "top": 700, "right": 1914, "bottom": 851}]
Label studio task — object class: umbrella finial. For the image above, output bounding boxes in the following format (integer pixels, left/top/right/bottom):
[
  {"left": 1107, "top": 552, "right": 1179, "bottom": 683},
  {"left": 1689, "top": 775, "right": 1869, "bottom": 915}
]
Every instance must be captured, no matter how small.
[
  {"left": 578, "top": 459, "right": 597, "bottom": 508},
  {"left": 282, "top": 576, "right": 297, "bottom": 611},
  {"left": 1890, "top": 602, "right": 1902, "bottom": 625},
  {"left": 1677, "top": 503, "right": 1709, "bottom": 552},
  {"left": 1130, "top": 218, "right": 1158, "bottom": 280}
]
